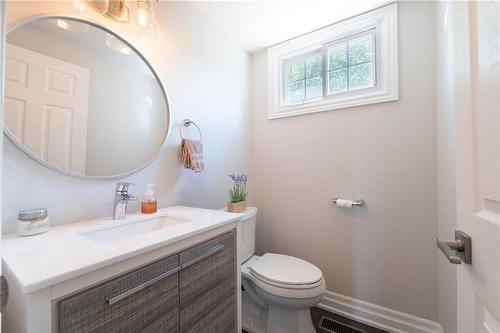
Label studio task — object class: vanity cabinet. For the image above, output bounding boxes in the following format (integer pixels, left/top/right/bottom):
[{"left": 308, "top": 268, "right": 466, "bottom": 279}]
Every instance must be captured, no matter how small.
[{"left": 57, "top": 230, "right": 236, "bottom": 333}]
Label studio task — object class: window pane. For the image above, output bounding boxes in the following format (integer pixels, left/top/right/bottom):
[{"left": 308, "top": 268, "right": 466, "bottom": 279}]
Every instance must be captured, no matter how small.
[
  {"left": 306, "top": 54, "right": 322, "bottom": 78},
  {"left": 306, "top": 77, "right": 322, "bottom": 99},
  {"left": 286, "top": 80, "right": 305, "bottom": 103},
  {"left": 328, "top": 43, "right": 347, "bottom": 71},
  {"left": 286, "top": 60, "right": 305, "bottom": 82},
  {"left": 348, "top": 34, "right": 373, "bottom": 65},
  {"left": 328, "top": 69, "right": 347, "bottom": 94},
  {"left": 349, "top": 62, "right": 374, "bottom": 90}
]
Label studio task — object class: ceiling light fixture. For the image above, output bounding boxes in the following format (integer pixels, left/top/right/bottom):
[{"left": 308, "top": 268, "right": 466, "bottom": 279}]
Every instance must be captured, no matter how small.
[
  {"left": 86, "top": 0, "right": 130, "bottom": 23},
  {"left": 86, "top": 0, "right": 158, "bottom": 27}
]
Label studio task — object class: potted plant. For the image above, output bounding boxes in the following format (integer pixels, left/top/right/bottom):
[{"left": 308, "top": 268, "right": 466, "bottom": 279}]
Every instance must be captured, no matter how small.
[{"left": 227, "top": 174, "right": 248, "bottom": 213}]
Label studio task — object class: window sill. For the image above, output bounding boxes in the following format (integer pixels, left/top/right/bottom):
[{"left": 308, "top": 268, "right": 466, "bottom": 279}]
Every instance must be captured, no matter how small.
[{"left": 269, "top": 85, "right": 398, "bottom": 119}]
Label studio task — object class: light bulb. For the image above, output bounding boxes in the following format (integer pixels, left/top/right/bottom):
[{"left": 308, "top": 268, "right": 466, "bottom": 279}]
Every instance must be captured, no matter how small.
[
  {"left": 137, "top": 0, "right": 153, "bottom": 27},
  {"left": 51, "top": 19, "right": 89, "bottom": 33},
  {"left": 73, "top": 0, "right": 86, "bottom": 11},
  {"left": 138, "top": 8, "right": 149, "bottom": 27}
]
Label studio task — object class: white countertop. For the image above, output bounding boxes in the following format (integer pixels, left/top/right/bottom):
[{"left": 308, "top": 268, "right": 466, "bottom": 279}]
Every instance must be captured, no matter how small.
[{"left": 2, "top": 206, "right": 241, "bottom": 294}]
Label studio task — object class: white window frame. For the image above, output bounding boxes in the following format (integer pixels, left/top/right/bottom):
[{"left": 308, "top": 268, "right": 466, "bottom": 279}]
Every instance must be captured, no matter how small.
[{"left": 268, "top": 2, "right": 398, "bottom": 119}]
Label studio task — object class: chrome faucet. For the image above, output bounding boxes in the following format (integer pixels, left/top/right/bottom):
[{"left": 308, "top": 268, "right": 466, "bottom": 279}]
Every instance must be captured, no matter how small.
[{"left": 113, "top": 182, "right": 137, "bottom": 219}]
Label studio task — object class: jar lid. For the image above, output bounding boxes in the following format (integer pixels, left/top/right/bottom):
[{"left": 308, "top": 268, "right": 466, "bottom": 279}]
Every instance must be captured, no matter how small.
[{"left": 18, "top": 208, "right": 48, "bottom": 220}]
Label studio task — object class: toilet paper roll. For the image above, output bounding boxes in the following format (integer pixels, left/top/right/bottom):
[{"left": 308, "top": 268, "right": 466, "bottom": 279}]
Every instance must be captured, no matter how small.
[{"left": 335, "top": 199, "right": 353, "bottom": 208}]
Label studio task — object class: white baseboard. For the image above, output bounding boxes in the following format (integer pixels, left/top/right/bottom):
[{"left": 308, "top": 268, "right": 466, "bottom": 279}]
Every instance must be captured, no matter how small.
[{"left": 318, "top": 290, "right": 444, "bottom": 333}]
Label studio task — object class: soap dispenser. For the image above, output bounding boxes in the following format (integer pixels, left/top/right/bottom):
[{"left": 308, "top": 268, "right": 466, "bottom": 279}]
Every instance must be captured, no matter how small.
[{"left": 141, "top": 184, "right": 157, "bottom": 214}]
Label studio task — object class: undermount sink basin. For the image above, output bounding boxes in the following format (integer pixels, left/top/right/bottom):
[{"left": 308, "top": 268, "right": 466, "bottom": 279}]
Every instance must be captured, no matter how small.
[{"left": 78, "top": 215, "right": 192, "bottom": 244}]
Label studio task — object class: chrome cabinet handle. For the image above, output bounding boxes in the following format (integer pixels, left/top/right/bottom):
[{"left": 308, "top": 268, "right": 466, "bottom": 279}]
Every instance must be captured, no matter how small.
[
  {"left": 437, "top": 230, "right": 472, "bottom": 265},
  {"left": 106, "top": 265, "right": 181, "bottom": 305},
  {"left": 181, "top": 243, "right": 225, "bottom": 269}
]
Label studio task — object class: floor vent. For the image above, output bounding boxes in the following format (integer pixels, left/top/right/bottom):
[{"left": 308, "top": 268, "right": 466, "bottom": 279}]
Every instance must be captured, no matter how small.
[{"left": 319, "top": 316, "right": 364, "bottom": 333}]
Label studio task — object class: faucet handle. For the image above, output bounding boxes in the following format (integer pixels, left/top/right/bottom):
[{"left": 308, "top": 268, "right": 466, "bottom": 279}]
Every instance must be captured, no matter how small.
[{"left": 115, "top": 182, "right": 135, "bottom": 193}]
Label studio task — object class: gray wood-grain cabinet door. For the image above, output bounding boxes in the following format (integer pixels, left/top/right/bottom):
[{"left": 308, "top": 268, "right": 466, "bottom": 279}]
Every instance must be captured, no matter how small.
[
  {"left": 179, "top": 230, "right": 236, "bottom": 333},
  {"left": 58, "top": 253, "right": 180, "bottom": 333}
]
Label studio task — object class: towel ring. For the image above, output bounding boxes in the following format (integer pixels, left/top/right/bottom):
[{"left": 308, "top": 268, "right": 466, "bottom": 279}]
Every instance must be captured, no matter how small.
[{"left": 180, "top": 119, "right": 202, "bottom": 141}]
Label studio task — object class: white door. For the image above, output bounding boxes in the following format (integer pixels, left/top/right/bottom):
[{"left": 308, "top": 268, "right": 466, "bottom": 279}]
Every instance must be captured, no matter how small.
[
  {"left": 452, "top": 1, "right": 500, "bottom": 332},
  {"left": 0, "top": 1, "right": 5, "bottom": 330},
  {"left": 4, "top": 43, "right": 90, "bottom": 174}
]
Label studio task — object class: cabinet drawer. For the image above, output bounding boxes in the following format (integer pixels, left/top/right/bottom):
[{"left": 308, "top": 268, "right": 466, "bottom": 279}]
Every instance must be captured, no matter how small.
[
  {"left": 179, "top": 230, "right": 236, "bottom": 332},
  {"left": 58, "top": 253, "right": 179, "bottom": 333}
]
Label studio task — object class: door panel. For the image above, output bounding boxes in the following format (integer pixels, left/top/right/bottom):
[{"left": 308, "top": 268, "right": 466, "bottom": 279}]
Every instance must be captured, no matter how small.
[
  {"left": 5, "top": 57, "right": 28, "bottom": 86},
  {"left": 453, "top": 1, "right": 500, "bottom": 331},
  {"left": 46, "top": 69, "right": 76, "bottom": 96},
  {"left": 44, "top": 105, "right": 73, "bottom": 170},
  {"left": 4, "top": 43, "right": 89, "bottom": 174}
]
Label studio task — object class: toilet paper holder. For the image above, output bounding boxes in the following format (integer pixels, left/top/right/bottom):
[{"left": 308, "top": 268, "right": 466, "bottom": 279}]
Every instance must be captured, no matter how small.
[{"left": 332, "top": 198, "right": 365, "bottom": 207}]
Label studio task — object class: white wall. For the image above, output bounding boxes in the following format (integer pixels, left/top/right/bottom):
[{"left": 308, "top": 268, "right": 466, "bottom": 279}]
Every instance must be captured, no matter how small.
[
  {"left": 250, "top": 1, "right": 438, "bottom": 321},
  {"left": 436, "top": 2, "right": 457, "bottom": 332},
  {"left": 2, "top": 1, "right": 251, "bottom": 234}
]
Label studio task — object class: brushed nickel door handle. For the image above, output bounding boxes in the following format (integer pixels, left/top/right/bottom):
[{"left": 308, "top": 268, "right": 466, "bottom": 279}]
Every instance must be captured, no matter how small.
[
  {"left": 437, "top": 230, "right": 472, "bottom": 265},
  {"left": 0, "top": 276, "right": 8, "bottom": 312},
  {"left": 437, "top": 239, "right": 463, "bottom": 264}
]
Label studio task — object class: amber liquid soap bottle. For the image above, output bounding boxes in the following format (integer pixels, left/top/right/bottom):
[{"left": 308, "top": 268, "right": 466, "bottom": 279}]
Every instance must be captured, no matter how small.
[{"left": 141, "top": 184, "right": 157, "bottom": 214}]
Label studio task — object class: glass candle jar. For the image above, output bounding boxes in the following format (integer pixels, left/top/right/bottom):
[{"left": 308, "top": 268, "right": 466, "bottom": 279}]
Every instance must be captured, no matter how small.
[{"left": 17, "top": 208, "right": 49, "bottom": 236}]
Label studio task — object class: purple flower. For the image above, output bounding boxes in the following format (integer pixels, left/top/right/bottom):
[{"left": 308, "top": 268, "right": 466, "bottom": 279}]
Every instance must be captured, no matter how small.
[
  {"left": 229, "top": 174, "right": 247, "bottom": 183},
  {"left": 228, "top": 173, "right": 248, "bottom": 202}
]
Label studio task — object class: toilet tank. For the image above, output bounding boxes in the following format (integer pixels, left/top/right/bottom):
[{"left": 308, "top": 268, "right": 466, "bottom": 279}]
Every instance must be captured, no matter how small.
[
  {"left": 221, "top": 206, "right": 257, "bottom": 263},
  {"left": 239, "top": 207, "right": 258, "bottom": 263}
]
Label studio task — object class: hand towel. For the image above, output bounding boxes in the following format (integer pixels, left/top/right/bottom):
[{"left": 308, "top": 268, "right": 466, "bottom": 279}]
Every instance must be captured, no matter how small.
[{"left": 179, "top": 138, "right": 204, "bottom": 172}]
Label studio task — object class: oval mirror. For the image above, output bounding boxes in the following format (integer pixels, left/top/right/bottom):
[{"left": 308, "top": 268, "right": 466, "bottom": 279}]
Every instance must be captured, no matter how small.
[{"left": 4, "top": 17, "right": 170, "bottom": 178}]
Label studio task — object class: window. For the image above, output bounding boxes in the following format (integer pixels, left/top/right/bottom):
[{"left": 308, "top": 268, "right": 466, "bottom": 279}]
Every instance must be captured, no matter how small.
[
  {"left": 327, "top": 32, "right": 375, "bottom": 94},
  {"left": 282, "top": 32, "right": 376, "bottom": 106},
  {"left": 268, "top": 3, "right": 398, "bottom": 119},
  {"left": 283, "top": 52, "right": 323, "bottom": 105}
]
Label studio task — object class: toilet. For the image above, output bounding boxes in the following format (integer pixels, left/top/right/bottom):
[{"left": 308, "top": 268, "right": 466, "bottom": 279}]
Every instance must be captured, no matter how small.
[{"left": 237, "top": 207, "right": 326, "bottom": 333}]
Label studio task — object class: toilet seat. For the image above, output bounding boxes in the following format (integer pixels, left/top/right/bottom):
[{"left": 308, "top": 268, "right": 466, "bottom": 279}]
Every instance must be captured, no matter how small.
[
  {"left": 242, "top": 254, "right": 326, "bottom": 299},
  {"left": 251, "top": 272, "right": 324, "bottom": 290},
  {"left": 249, "top": 253, "right": 323, "bottom": 288}
]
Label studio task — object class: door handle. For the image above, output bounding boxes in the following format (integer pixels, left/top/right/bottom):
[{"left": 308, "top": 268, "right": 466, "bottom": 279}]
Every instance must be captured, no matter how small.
[
  {"left": 437, "top": 230, "right": 472, "bottom": 265},
  {"left": 0, "top": 276, "right": 8, "bottom": 312}
]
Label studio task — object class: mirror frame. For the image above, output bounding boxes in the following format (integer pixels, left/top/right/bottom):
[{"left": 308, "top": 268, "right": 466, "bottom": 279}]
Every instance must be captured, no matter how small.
[{"left": 4, "top": 15, "right": 171, "bottom": 179}]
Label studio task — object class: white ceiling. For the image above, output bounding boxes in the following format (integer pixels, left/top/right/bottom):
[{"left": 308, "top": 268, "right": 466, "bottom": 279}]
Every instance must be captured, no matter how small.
[{"left": 183, "top": 0, "right": 390, "bottom": 54}]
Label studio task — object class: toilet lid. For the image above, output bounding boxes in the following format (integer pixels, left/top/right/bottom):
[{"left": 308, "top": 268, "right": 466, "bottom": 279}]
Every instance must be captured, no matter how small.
[{"left": 249, "top": 253, "right": 322, "bottom": 286}]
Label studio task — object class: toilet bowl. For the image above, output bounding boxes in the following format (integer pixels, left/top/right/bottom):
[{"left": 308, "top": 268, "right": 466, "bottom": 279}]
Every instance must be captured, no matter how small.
[
  {"left": 242, "top": 254, "right": 326, "bottom": 333},
  {"left": 222, "top": 206, "right": 326, "bottom": 333}
]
